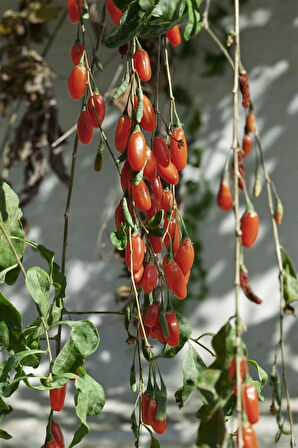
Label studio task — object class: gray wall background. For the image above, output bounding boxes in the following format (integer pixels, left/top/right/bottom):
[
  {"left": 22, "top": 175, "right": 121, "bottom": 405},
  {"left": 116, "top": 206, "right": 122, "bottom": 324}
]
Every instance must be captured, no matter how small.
[{"left": 0, "top": 0, "right": 298, "bottom": 446}]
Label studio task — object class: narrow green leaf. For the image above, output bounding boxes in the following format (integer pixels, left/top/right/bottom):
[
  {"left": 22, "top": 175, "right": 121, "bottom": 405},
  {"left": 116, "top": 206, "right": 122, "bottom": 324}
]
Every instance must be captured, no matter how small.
[
  {"left": 48, "top": 262, "right": 66, "bottom": 325},
  {"left": 25, "top": 267, "right": 51, "bottom": 318},
  {"left": 148, "top": 227, "right": 165, "bottom": 237},
  {"left": 159, "top": 312, "right": 170, "bottom": 339},
  {"left": 69, "top": 374, "right": 105, "bottom": 447},
  {"left": 52, "top": 320, "right": 99, "bottom": 376},
  {"left": 105, "top": 3, "right": 146, "bottom": 48},
  {"left": 146, "top": 209, "right": 164, "bottom": 230},
  {"left": 0, "top": 264, "right": 18, "bottom": 283},
  {"left": 122, "top": 198, "right": 135, "bottom": 228},
  {"left": 156, "top": 395, "right": 167, "bottom": 422},
  {"left": 150, "top": 430, "right": 160, "bottom": 448},
  {"left": 136, "top": 78, "right": 144, "bottom": 124},
  {"left": 0, "top": 290, "right": 24, "bottom": 352},
  {"left": 0, "top": 182, "right": 25, "bottom": 275},
  {"left": 281, "top": 246, "right": 297, "bottom": 278},
  {"left": 130, "top": 361, "right": 137, "bottom": 392},
  {"left": 196, "top": 407, "right": 226, "bottom": 447},
  {"left": 175, "top": 342, "right": 207, "bottom": 408},
  {"left": 0, "top": 428, "right": 12, "bottom": 440},
  {"left": 113, "top": 69, "right": 130, "bottom": 99},
  {"left": 110, "top": 223, "right": 128, "bottom": 250},
  {"left": 247, "top": 359, "right": 268, "bottom": 401},
  {"left": 134, "top": 167, "right": 144, "bottom": 186}
]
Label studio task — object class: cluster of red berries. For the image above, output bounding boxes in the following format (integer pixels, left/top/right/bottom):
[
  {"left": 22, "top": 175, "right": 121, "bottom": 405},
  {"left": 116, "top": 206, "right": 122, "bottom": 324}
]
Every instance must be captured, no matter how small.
[{"left": 217, "top": 71, "right": 259, "bottom": 250}]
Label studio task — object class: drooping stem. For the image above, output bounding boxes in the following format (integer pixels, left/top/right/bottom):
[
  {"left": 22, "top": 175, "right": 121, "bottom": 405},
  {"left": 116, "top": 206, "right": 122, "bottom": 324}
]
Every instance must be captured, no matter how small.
[
  {"left": 61, "top": 136, "right": 79, "bottom": 275},
  {"left": 231, "top": 0, "right": 243, "bottom": 445},
  {"left": 255, "top": 132, "right": 295, "bottom": 447},
  {"left": 164, "top": 40, "right": 176, "bottom": 128}
]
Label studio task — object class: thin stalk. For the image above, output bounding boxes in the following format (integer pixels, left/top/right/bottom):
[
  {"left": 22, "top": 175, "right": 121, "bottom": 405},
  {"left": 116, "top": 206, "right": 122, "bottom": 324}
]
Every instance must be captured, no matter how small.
[
  {"left": 231, "top": 0, "right": 243, "bottom": 446},
  {"left": 203, "top": 26, "right": 234, "bottom": 70},
  {"left": 255, "top": 132, "right": 295, "bottom": 446},
  {"left": 61, "top": 136, "right": 79, "bottom": 275},
  {"left": 203, "top": 1, "right": 295, "bottom": 442},
  {"left": 136, "top": 337, "right": 143, "bottom": 446},
  {"left": 164, "top": 40, "right": 176, "bottom": 127},
  {"left": 64, "top": 310, "right": 125, "bottom": 316}
]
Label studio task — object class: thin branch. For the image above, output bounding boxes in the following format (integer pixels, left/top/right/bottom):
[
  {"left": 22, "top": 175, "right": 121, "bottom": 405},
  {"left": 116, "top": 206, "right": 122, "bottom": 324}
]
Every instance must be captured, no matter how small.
[
  {"left": 255, "top": 132, "right": 295, "bottom": 446},
  {"left": 64, "top": 310, "right": 125, "bottom": 316},
  {"left": 231, "top": 1, "right": 243, "bottom": 446},
  {"left": 203, "top": 26, "right": 234, "bottom": 70},
  {"left": 202, "top": 0, "right": 211, "bottom": 28}
]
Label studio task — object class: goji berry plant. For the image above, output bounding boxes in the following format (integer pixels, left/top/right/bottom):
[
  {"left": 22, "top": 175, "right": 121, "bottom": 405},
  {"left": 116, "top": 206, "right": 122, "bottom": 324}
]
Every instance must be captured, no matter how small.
[{"left": 0, "top": 1, "right": 297, "bottom": 448}]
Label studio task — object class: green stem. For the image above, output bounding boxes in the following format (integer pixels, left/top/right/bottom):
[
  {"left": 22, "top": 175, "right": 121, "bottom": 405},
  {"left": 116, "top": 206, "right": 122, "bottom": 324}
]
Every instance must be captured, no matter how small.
[{"left": 231, "top": 1, "right": 243, "bottom": 446}]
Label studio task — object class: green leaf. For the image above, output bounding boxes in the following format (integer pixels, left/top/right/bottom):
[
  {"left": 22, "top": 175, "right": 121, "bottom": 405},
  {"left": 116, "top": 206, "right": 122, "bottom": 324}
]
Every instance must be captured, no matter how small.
[
  {"left": 0, "top": 428, "right": 12, "bottom": 439},
  {"left": 69, "top": 374, "right": 105, "bottom": 447},
  {"left": 148, "top": 227, "right": 165, "bottom": 237},
  {"left": 52, "top": 321, "right": 99, "bottom": 376},
  {"left": 130, "top": 360, "right": 137, "bottom": 392},
  {"left": 0, "top": 290, "right": 24, "bottom": 352},
  {"left": 25, "top": 267, "right": 51, "bottom": 318},
  {"left": 122, "top": 198, "right": 135, "bottom": 228},
  {"left": 113, "top": 64, "right": 130, "bottom": 99},
  {"left": 105, "top": 2, "right": 146, "bottom": 48},
  {"left": 283, "top": 271, "right": 298, "bottom": 304},
  {"left": 146, "top": 209, "right": 164, "bottom": 230},
  {"left": 196, "top": 369, "right": 221, "bottom": 403},
  {"left": 136, "top": 78, "right": 144, "bottom": 124},
  {"left": 0, "top": 264, "right": 18, "bottom": 283},
  {"left": 0, "top": 396, "right": 12, "bottom": 439},
  {"left": 161, "top": 312, "right": 191, "bottom": 358},
  {"left": 196, "top": 407, "right": 226, "bottom": 447},
  {"left": 184, "top": 0, "right": 201, "bottom": 41},
  {"left": 247, "top": 359, "right": 268, "bottom": 401},
  {"left": 0, "top": 349, "right": 46, "bottom": 391},
  {"left": 281, "top": 247, "right": 297, "bottom": 278},
  {"left": 0, "top": 182, "right": 25, "bottom": 275},
  {"left": 156, "top": 395, "right": 167, "bottom": 422},
  {"left": 48, "top": 262, "right": 66, "bottom": 325},
  {"left": 25, "top": 240, "right": 55, "bottom": 278},
  {"left": 211, "top": 322, "right": 236, "bottom": 363},
  {"left": 138, "top": 0, "right": 157, "bottom": 11},
  {"left": 0, "top": 396, "right": 12, "bottom": 423},
  {"left": 110, "top": 223, "right": 128, "bottom": 250},
  {"left": 175, "top": 342, "right": 207, "bottom": 408}
]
